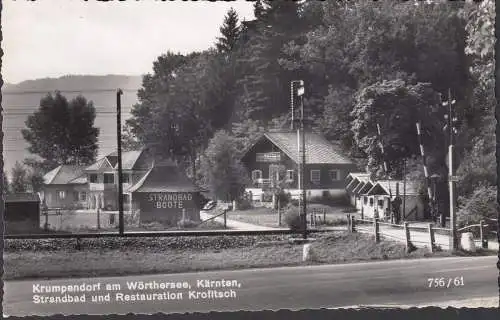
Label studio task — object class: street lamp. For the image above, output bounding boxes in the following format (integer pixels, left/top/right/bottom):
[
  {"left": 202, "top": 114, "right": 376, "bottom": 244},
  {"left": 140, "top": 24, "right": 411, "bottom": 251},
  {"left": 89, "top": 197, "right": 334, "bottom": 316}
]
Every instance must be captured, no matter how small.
[{"left": 291, "top": 80, "right": 307, "bottom": 239}]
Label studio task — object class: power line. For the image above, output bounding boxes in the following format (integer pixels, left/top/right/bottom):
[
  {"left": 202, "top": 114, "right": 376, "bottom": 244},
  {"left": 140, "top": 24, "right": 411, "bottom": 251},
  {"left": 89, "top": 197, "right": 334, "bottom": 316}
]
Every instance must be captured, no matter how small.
[
  {"left": 4, "top": 112, "right": 131, "bottom": 115},
  {"left": 2, "top": 88, "right": 139, "bottom": 95}
]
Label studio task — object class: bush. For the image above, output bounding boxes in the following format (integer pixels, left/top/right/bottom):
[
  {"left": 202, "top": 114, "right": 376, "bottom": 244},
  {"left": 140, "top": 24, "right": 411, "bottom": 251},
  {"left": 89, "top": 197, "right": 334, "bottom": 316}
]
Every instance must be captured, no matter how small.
[
  {"left": 125, "top": 210, "right": 140, "bottom": 227},
  {"left": 277, "top": 191, "right": 291, "bottom": 208},
  {"left": 177, "top": 219, "right": 198, "bottom": 229},
  {"left": 262, "top": 191, "right": 273, "bottom": 202},
  {"left": 457, "top": 186, "right": 498, "bottom": 228},
  {"left": 284, "top": 204, "right": 303, "bottom": 231},
  {"left": 237, "top": 192, "right": 253, "bottom": 210}
]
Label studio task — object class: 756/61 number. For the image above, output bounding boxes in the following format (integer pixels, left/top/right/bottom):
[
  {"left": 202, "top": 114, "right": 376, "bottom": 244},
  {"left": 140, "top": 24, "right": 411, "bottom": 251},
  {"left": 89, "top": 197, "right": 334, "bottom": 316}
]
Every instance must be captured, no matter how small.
[{"left": 428, "top": 277, "right": 464, "bottom": 288}]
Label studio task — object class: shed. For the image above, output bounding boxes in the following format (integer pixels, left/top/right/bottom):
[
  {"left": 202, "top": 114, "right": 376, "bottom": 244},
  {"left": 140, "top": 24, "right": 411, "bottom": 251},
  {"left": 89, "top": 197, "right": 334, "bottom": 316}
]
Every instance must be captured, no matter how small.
[
  {"left": 5, "top": 193, "right": 41, "bottom": 233},
  {"left": 128, "top": 161, "right": 202, "bottom": 224}
]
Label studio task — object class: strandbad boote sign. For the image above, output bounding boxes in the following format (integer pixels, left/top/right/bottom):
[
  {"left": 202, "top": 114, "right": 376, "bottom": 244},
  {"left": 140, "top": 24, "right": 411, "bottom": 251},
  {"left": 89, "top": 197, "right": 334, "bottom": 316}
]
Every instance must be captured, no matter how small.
[{"left": 138, "top": 192, "right": 199, "bottom": 222}]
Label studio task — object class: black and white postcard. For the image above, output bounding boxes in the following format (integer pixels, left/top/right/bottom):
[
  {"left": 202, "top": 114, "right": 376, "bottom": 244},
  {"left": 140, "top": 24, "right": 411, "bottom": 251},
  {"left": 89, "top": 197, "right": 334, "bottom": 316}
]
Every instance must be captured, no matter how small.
[{"left": 1, "top": 0, "right": 498, "bottom": 317}]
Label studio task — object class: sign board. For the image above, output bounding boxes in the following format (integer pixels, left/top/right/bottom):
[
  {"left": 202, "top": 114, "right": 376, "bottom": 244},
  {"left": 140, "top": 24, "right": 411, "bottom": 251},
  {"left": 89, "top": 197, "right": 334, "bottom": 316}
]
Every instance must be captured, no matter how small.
[
  {"left": 256, "top": 152, "right": 281, "bottom": 163},
  {"left": 147, "top": 192, "right": 194, "bottom": 209},
  {"left": 449, "top": 176, "right": 460, "bottom": 182},
  {"left": 138, "top": 192, "right": 199, "bottom": 223}
]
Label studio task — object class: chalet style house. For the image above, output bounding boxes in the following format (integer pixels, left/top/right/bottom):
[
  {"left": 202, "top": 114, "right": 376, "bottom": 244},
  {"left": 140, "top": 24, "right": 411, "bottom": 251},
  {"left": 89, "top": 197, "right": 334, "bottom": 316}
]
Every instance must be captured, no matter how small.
[
  {"left": 240, "top": 131, "right": 358, "bottom": 200},
  {"left": 41, "top": 149, "right": 201, "bottom": 223}
]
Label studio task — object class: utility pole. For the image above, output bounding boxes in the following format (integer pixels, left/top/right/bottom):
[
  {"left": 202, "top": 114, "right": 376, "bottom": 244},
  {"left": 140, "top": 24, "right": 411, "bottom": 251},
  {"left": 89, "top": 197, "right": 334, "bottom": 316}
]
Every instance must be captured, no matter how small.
[
  {"left": 291, "top": 80, "right": 307, "bottom": 239},
  {"left": 117, "top": 89, "right": 124, "bottom": 235},
  {"left": 442, "top": 89, "right": 458, "bottom": 250}
]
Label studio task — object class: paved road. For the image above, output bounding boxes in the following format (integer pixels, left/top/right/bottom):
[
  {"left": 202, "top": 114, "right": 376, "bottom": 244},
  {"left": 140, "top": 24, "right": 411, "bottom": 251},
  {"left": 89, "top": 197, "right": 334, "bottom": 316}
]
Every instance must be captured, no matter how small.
[{"left": 4, "top": 256, "right": 497, "bottom": 316}]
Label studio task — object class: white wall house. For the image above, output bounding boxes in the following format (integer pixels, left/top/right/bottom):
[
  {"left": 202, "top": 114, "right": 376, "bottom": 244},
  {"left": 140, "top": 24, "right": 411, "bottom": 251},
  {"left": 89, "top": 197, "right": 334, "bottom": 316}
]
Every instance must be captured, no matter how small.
[{"left": 345, "top": 173, "right": 426, "bottom": 221}]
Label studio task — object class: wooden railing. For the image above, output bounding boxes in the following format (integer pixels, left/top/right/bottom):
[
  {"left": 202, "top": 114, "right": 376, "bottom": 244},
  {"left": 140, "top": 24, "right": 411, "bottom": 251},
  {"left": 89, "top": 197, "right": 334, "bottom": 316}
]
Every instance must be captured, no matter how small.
[{"left": 348, "top": 214, "right": 452, "bottom": 252}]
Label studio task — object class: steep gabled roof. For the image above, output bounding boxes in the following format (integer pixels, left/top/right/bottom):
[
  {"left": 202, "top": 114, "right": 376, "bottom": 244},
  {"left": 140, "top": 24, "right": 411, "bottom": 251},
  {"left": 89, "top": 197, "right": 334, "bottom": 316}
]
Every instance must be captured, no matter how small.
[
  {"left": 243, "top": 131, "right": 354, "bottom": 165},
  {"left": 128, "top": 161, "right": 201, "bottom": 193},
  {"left": 43, "top": 165, "right": 85, "bottom": 185},
  {"left": 346, "top": 172, "right": 371, "bottom": 181},
  {"left": 85, "top": 149, "right": 147, "bottom": 171},
  {"left": 106, "top": 149, "right": 145, "bottom": 170},
  {"left": 373, "top": 180, "right": 420, "bottom": 196},
  {"left": 85, "top": 157, "right": 112, "bottom": 171}
]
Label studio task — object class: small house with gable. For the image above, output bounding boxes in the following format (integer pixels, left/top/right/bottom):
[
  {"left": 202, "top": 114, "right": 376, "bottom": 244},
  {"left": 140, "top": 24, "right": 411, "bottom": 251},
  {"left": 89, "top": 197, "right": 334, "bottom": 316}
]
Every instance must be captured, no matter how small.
[{"left": 240, "top": 131, "right": 358, "bottom": 201}]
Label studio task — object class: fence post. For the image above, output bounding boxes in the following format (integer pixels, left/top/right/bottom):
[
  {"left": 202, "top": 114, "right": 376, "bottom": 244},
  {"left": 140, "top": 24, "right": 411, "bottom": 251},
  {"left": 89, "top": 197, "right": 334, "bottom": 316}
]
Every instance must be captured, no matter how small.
[
  {"left": 323, "top": 209, "right": 326, "bottom": 224},
  {"left": 351, "top": 215, "right": 356, "bottom": 232},
  {"left": 97, "top": 208, "right": 101, "bottom": 230},
  {"left": 347, "top": 214, "right": 351, "bottom": 232},
  {"left": 278, "top": 207, "right": 282, "bottom": 226},
  {"left": 224, "top": 210, "right": 227, "bottom": 229},
  {"left": 428, "top": 223, "right": 435, "bottom": 253},
  {"left": 480, "top": 220, "right": 487, "bottom": 249},
  {"left": 404, "top": 222, "right": 411, "bottom": 252},
  {"left": 374, "top": 218, "right": 380, "bottom": 242},
  {"left": 361, "top": 206, "right": 364, "bottom": 220},
  {"left": 43, "top": 207, "right": 49, "bottom": 231}
]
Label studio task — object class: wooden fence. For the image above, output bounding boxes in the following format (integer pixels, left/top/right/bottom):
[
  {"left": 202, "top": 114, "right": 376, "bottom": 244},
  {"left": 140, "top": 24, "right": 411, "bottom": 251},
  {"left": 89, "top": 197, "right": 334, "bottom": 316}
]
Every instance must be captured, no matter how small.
[
  {"left": 348, "top": 214, "right": 497, "bottom": 252},
  {"left": 347, "top": 214, "right": 451, "bottom": 253}
]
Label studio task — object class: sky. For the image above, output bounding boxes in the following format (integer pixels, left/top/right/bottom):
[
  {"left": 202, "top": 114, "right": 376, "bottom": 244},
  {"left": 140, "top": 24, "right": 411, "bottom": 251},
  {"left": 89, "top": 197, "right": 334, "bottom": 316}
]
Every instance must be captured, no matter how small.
[{"left": 2, "top": 0, "right": 255, "bottom": 84}]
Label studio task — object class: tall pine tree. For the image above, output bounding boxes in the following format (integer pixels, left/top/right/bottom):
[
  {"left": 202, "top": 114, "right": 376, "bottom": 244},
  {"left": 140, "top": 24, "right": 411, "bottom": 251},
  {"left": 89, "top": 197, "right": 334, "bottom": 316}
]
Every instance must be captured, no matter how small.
[{"left": 216, "top": 8, "right": 241, "bottom": 55}]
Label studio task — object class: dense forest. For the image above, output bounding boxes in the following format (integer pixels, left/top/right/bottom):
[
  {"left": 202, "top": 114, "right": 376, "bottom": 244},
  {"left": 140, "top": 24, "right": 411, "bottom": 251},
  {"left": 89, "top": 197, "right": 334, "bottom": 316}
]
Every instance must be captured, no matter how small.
[{"left": 123, "top": 0, "right": 495, "bottom": 224}]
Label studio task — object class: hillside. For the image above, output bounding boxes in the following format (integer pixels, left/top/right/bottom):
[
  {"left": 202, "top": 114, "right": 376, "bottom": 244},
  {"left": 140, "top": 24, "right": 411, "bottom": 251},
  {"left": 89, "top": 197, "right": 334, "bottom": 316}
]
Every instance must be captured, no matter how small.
[{"left": 3, "top": 75, "right": 144, "bottom": 175}]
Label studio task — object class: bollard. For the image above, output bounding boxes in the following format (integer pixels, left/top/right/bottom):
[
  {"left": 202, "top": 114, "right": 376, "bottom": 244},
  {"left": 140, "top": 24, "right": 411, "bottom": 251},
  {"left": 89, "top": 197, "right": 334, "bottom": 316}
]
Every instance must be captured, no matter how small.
[
  {"left": 374, "top": 218, "right": 380, "bottom": 242},
  {"left": 428, "top": 223, "right": 435, "bottom": 253},
  {"left": 302, "top": 243, "right": 315, "bottom": 262}
]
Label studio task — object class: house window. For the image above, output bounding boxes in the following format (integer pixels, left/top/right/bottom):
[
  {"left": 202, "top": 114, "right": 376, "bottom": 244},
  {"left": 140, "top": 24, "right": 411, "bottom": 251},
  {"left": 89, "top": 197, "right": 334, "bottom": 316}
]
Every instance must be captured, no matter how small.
[
  {"left": 286, "top": 170, "right": 294, "bottom": 181},
  {"left": 73, "top": 191, "right": 79, "bottom": 200},
  {"left": 369, "top": 198, "right": 374, "bottom": 207},
  {"left": 79, "top": 192, "right": 87, "bottom": 201},
  {"left": 57, "top": 190, "right": 66, "bottom": 200},
  {"left": 103, "top": 173, "right": 114, "bottom": 184},
  {"left": 310, "top": 170, "right": 321, "bottom": 184},
  {"left": 121, "top": 173, "right": 130, "bottom": 183},
  {"left": 329, "top": 170, "right": 340, "bottom": 181},
  {"left": 89, "top": 174, "right": 98, "bottom": 183},
  {"left": 251, "top": 170, "right": 262, "bottom": 181},
  {"left": 377, "top": 199, "right": 384, "bottom": 207},
  {"left": 363, "top": 196, "right": 368, "bottom": 205}
]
